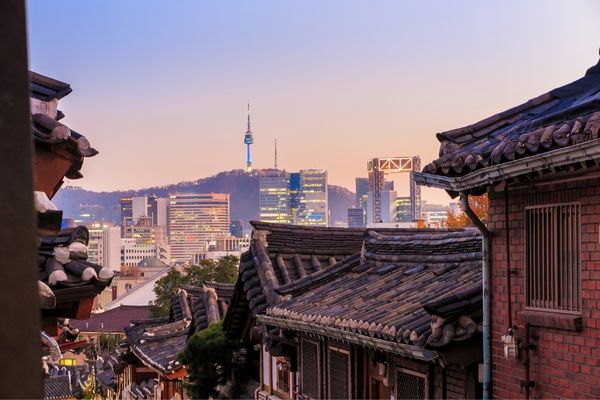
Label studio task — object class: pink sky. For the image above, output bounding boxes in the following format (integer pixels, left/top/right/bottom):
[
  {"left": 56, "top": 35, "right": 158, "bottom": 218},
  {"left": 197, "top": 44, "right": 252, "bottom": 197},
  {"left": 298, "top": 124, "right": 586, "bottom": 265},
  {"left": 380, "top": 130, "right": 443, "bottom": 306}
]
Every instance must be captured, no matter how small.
[{"left": 28, "top": 1, "right": 600, "bottom": 205}]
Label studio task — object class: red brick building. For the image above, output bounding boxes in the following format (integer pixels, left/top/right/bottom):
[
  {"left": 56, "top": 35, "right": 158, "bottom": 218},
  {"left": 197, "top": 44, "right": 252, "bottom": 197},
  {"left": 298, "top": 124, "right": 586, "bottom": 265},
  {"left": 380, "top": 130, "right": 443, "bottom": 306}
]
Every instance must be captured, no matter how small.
[{"left": 416, "top": 59, "right": 600, "bottom": 398}]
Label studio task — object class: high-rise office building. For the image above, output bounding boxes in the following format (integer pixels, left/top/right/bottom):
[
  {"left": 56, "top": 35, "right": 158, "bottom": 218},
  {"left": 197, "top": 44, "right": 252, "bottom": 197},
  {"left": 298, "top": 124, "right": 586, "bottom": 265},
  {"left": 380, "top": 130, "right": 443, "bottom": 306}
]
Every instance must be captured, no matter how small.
[
  {"left": 347, "top": 207, "right": 365, "bottom": 228},
  {"left": 121, "top": 196, "right": 162, "bottom": 224},
  {"left": 121, "top": 238, "right": 170, "bottom": 266},
  {"left": 156, "top": 197, "right": 169, "bottom": 227},
  {"left": 168, "top": 193, "right": 230, "bottom": 262},
  {"left": 88, "top": 225, "right": 121, "bottom": 271},
  {"left": 394, "top": 197, "right": 412, "bottom": 222},
  {"left": 122, "top": 215, "right": 168, "bottom": 245},
  {"left": 355, "top": 178, "right": 369, "bottom": 210},
  {"left": 259, "top": 169, "right": 291, "bottom": 224},
  {"left": 289, "top": 172, "right": 301, "bottom": 223},
  {"left": 120, "top": 197, "right": 133, "bottom": 225},
  {"left": 297, "top": 169, "right": 328, "bottom": 226}
]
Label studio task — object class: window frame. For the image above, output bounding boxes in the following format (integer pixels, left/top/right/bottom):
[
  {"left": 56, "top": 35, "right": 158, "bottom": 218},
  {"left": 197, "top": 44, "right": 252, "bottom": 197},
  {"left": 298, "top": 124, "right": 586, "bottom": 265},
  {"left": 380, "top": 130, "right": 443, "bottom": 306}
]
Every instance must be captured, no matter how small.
[
  {"left": 395, "top": 366, "right": 428, "bottom": 399},
  {"left": 299, "top": 338, "right": 321, "bottom": 399},
  {"left": 327, "top": 344, "right": 351, "bottom": 400},
  {"left": 524, "top": 202, "right": 582, "bottom": 314}
]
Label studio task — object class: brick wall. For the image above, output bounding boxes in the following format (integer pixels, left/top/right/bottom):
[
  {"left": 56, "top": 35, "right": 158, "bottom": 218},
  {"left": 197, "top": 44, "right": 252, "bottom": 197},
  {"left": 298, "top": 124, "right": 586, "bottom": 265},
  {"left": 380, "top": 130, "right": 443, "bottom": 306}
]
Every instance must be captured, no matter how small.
[
  {"left": 488, "top": 177, "right": 600, "bottom": 398},
  {"left": 432, "top": 364, "right": 472, "bottom": 399}
]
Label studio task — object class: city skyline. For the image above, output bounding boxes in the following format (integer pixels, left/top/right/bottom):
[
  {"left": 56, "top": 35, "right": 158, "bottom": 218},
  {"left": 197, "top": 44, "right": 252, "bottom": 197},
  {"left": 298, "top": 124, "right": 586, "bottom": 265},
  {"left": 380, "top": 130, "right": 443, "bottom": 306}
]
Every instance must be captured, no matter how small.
[{"left": 26, "top": 1, "right": 600, "bottom": 205}]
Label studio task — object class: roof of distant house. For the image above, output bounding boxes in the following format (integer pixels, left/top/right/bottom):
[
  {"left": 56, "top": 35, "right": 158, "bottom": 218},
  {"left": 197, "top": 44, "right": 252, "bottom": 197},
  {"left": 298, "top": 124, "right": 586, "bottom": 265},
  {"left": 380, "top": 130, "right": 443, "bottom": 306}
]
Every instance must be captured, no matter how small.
[
  {"left": 138, "top": 257, "right": 168, "bottom": 268},
  {"left": 71, "top": 305, "right": 152, "bottom": 333},
  {"left": 260, "top": 229, "right": 482, "bottom": 359},
  {"left": 43, "top": 365, "right": 84, "bottom": 400},
  {"left": 104, "top": 267, "right": 170, "bottom": 310},
  {"left": 420, "top": 60, "right": 600, "bottom": 194},
  {"left": 122, "top": 281, "right": 234, "bottom": 375}
]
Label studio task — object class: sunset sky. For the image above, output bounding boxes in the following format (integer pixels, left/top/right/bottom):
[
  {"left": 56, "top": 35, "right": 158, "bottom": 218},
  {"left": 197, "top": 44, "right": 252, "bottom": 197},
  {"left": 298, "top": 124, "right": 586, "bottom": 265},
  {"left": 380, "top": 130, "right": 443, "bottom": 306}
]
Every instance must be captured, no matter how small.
[{"left": 27, "top": 0, "right": 600, "bottom": 204}]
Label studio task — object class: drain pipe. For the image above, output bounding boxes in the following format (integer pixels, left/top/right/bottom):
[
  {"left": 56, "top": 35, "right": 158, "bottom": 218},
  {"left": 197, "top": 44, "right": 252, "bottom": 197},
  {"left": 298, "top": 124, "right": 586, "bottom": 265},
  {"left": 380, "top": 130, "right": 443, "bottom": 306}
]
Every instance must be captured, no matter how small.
[{"left": 460, "top": 192, "right": 491, "bottom": 399}]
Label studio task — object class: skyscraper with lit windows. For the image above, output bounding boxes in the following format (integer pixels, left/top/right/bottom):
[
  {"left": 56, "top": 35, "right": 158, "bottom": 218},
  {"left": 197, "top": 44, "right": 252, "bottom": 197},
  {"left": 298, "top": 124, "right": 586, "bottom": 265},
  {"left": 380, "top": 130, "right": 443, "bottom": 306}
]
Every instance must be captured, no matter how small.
[
  {"left": 259, "top": 169, "right": 291, "bottom": 224},
  {"left": 297, "top": 169, "right": 328, "bottom": 226},
  {"left": 168, "top": 193, "right": 230, "bottom": 262}
]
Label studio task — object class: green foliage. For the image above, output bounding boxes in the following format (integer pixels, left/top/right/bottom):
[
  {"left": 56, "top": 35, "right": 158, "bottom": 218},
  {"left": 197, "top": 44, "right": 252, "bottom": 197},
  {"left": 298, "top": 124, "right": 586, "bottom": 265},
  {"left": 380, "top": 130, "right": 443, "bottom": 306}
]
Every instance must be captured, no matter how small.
[
  {"left": 151, "top": 256, "right": 239, "bottom": 317},
  {"left": 214, "top": 255, "right": 239, "bottom": 283},
  {"left": 97, "top": 332, "right": 120, "bottom": 355},
  {"left": 180, "top": 321, "right": 232, "bottom": 399},
  {"left": 151, "top": 268, "right": 186, "bottom": 317}
]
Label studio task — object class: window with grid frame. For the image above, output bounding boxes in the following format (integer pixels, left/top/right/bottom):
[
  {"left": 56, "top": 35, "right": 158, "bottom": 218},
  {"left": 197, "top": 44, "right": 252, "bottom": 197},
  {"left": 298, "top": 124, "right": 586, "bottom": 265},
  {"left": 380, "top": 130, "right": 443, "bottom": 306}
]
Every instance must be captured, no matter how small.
[
  {"left": 396, "top": 367, "right": 427, "bottom": 399},
  {"left": 300, "top": 338, "right": 320, "bottom": 399},
  {"left": 327, "top": 345, "right": 351, "bottom": 399},
  {"left": 525, "top": 202, "right": 581, "bottom": 313}
]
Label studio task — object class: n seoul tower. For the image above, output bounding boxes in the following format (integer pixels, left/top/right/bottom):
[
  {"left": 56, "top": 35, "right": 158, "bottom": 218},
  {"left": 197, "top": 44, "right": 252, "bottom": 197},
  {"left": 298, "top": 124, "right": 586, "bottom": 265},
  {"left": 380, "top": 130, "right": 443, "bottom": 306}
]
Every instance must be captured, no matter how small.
[{"left": 244, "top": 103, "right": 254, "bottom": 172}]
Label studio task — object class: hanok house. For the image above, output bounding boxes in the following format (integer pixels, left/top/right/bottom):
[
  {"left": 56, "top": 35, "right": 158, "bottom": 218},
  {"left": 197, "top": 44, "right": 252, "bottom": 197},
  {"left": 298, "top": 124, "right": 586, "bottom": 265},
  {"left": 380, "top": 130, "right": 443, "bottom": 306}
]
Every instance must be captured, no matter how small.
[
  {"left": 70, "top": 305, "right": 152, "bottom": 339},
  {"left": 256, "top": 229, "right": 483, "bottom": 399},
  {"left": 223, "top": 221, "right": 376, "bottom": 398},
  {"left": 113, "top": 282, "right": 233, "bottom": 399},
  {"left": 31, "top": 71, "right": 115, "bottom": 397},
  {"left": 415, "top": 58, "right": 600, "bottom": 398}
]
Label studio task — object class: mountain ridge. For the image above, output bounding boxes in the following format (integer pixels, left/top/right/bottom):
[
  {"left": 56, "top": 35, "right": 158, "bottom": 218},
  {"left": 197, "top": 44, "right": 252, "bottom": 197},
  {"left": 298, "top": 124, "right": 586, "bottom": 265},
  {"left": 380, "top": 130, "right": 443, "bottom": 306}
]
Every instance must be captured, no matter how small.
[{"left": 54, "top": 169, "right": 355, "bottom": 226}]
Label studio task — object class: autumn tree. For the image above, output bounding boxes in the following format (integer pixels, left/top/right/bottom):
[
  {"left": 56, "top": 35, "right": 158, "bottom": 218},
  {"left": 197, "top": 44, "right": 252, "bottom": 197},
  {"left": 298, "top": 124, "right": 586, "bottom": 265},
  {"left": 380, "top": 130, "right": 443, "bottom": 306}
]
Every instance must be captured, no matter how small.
[
  {"left": 151, "top": 256, "right": 239, "bottom": 317},
  {"left": 446, "top": 194, "right": 489, "bottom": 228}
]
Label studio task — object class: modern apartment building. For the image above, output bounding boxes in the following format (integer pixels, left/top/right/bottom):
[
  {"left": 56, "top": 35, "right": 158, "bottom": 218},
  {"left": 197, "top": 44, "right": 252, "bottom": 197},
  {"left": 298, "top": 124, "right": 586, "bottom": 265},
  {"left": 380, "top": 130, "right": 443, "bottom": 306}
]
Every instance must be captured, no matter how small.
[
  {"left": 168, "top": 193, "right": 230, "bottom": 262},
  {"left": 259, "top": 169, "right": 291, "bottom": 224}
]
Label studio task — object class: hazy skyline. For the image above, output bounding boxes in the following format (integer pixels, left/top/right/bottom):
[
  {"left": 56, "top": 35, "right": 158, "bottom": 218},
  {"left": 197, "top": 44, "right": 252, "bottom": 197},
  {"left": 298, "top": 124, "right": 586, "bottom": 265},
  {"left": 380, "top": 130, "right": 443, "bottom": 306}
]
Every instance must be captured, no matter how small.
[{"left": 27, "top": 0, "right": 600, "bottom": 204}]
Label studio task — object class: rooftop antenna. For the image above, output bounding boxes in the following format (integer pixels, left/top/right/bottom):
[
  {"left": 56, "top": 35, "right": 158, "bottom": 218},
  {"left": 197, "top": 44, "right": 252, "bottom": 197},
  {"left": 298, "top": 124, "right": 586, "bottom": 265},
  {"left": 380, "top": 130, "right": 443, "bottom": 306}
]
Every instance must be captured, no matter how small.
[{"left": 274, "top": 139, "right": 278, "bottom": 169}]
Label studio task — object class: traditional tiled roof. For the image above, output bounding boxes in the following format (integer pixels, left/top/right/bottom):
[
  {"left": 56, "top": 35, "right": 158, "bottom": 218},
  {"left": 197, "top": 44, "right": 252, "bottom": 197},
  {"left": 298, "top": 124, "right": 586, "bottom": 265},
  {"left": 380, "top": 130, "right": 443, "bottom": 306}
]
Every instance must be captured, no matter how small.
[
  {"left": 43, "top": 366, "right": 83, "bottom": 400},
  {"left": 71, "top": 305, "right": 152, "bottom": 333},
  {"left": 262, "top": 229, "right": 482, "bottom": 355},
  {"left": 170, "top": 283, "right": 234, "bottom": 333},
  {"left": 38, "top": 226, "right": 113, "bottom": 302},
  {"left": 30, "top": 71, "right": 98, "bottom": 181},
  {"left": 422, "top": 60, "right": 600, "bottom": 181},
  {"left": 125, "top": 379, "right": 159, "bottom": 399},
  {"left": 30, "top": 72, "right": 72, "bottom": 101},
  {"left": 223, "top": 221, "right": 441, "bottom": 340},
  {"left": 128, "top": 320, "right": 189, "bottom": 375},
  {"left": 96, "top": 368, "right": 117, "bottom": 391},
  {"left": 123, "top": 282, "right": 234, "bottom": 375}
]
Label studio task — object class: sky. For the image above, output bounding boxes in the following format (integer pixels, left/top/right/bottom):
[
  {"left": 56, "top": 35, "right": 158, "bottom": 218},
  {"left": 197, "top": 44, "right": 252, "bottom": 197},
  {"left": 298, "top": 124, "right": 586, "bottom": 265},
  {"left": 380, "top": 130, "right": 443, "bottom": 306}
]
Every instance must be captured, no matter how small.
[{"left": 27, "top": 0, "right": 600, "bottom": 205}]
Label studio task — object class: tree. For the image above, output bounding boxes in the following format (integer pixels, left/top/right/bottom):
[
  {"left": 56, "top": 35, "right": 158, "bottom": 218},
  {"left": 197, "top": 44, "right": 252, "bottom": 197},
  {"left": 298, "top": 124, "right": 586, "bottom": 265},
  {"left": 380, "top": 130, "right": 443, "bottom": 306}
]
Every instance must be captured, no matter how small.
[
  {"left": 151, "top": 268, "right": 187, "bottom": 317},
  {"left": 151, "top": 256, "right": 239, "bottom": 317},
  {"left": 446, "top": 194, "right": 489, "bottom": 228},
  {"left": 214, "top": 255, "right": 238, "bottom": 283},
  {"left": 180, "top": 321, "right": 232, "bottom": 399}
]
